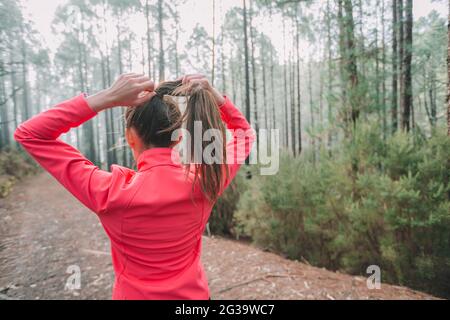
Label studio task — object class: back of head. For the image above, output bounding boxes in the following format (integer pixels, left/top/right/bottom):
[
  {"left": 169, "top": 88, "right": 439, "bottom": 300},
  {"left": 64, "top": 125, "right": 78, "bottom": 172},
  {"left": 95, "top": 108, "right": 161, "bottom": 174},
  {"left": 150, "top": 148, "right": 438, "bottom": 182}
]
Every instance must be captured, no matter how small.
[
  {"left": 125, "top": 80, "right": 228, "bottom": 203},
  {"left": 125, "top": 83, "right": 182, "bottom": 148}
]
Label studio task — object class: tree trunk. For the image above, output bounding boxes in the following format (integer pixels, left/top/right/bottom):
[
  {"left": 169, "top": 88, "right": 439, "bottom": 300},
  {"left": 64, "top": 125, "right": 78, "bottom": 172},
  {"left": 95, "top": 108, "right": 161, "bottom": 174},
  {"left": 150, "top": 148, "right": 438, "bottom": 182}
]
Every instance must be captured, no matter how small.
[
  {"left": 145, "top": 0, "right": 152, "bottom": 77},
  {"left": 269, "top": 8, "right": 276, "bottom": 131},
  {"left": 166, "top": 0, "right": 181, "bottom": 78},
  {"left": 422, "top": 69, "right": 433, "bottom": 128},
  {"left": 230, "top": 56, "right": 236, "bottom": 104},
  {"left": 249, "top": 0, "right": 259, "bottom": 140},
  {"left": 101, "top": 2, "right": 116, "bottom": 167},
  {"left": 391, "top": 0, "right": 398, "bottom": 133},
  {"left": 243, "top": 0, "right": 251, "bottom": 123},
  {"left": 326, "top": 0, "right": 332, "bottom": 151},
  {"left": 401, "top": 0, "right": 413, "bottom": 132},
  {"left": 9, "top": 49, "right": 18, "bottom": 134},
  {"left": 358, "top": 0, "right": 366, "bottom": 77},
  {"left": 338, "top": 0, "right": 347, "bottom": 124},
  {"left": 158, "top": 0, "right": 165, "bottom": 82},
  {"left": 429, "top": 72, "right": 437, "bottom": 127},
  {"left": 338, "top": 0, "right": 360, "bottom": 131},
  {"left": 145, "top": 0, "right": 153, "bottom": 77},
  {"left": 0, "top": 76, "right": 9, "bottom": 149},
  {"left": 381, "top": 0, "right": 387, "bottom": 140},
  {"left": 290, "top": 52, "right": 296, "bottom": 156},
  {"left": 221, "top": 34, "right": 227, "bottom": 94},
  {"left": 243, "top": 0, "right": 251, "bottom": 165},
  {"left": 20, "top": 35, "right": 30, "bottom": 121},
  {"left": 375, "top": 1, "right": 381, "bottom": 124},
  {"left": 308, "top": 61, "right": 316, "bottom": 163},
  {"left": 343, "top": 0, "right": 359, "bottom": 126},
  {"left": 212, "top": 0, "right": 216, "bottom": 85},
  {"left": 283, "top": 18, "right": 289, "bottom": 148},
  {"left": 117, "top": 20, "right": 123, "bottom": 75},
  {"left": 175, "top": 21, "right": 180, "bottom": 77},
  {"left": 79, "top": 17, "right": 96, "bottom": 163},
  {"left": 296, "top": 6, "right": 302, "bottom": 155},
  {"left": 260, "top": 36, "right": 268, "bottom": 129},
  {"left": 398, "top": 0, "right": 404, "bottom": 130},
  {"left": 447, "top": 0, "right": 450, "bottom": 136}
]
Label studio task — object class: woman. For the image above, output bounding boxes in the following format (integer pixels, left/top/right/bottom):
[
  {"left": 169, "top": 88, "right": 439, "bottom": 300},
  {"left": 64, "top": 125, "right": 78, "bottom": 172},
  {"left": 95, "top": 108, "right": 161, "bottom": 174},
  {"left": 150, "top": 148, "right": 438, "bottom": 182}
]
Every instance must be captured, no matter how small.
[{"left": 14, "top": 73, "right": 255, "bottom": 300}]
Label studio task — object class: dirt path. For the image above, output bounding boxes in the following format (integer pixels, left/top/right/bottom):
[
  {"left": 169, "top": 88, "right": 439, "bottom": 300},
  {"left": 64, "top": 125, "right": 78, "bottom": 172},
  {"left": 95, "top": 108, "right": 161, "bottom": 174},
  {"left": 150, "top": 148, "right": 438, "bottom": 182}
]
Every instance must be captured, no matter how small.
[{"left": 0, "top": 173, "right": 438, "bottom": 300}]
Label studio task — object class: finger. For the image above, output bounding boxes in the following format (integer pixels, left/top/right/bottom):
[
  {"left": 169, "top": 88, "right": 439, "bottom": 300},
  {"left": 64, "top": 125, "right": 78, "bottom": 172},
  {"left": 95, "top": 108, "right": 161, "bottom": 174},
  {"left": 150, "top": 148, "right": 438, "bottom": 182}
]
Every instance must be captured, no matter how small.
[
  {"left": 129, "top": 73, "right": 145, "bottom": 78},
  {"left": 183, "top": 75, "right": 204, "bottom": 85},
  {"left": 134, "top": 75, "right": 151, "bottom": 84},
  {"left": 182, "top": 75, "right": 197, "bottom": 84},
  {"left": 188, "top": 78, "right": 209, "bottom": 90},
  {"left": 120, "top": 73, "right": 145, "bottom": 81},
  {"left": 185, "top": 73, "right": 205, "bottom": 78},
  {"left": 134, "top": 91, "right": 157, "bottom": 106},
  {"left": 136, "top": 80, "right": 155, "bottom": 92},
  {"left": 185, "top": 74, "right": 206, "bottom": 83},
  {"left": 120, "top": 73, "right": 142, "bottom": 79}
]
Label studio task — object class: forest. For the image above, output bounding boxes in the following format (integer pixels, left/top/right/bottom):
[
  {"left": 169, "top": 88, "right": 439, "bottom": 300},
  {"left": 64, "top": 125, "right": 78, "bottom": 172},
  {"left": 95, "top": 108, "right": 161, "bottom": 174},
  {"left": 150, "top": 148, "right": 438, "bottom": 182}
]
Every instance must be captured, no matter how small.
[{"left": 0, "top": 0, "right": 449, "bottom": 298}]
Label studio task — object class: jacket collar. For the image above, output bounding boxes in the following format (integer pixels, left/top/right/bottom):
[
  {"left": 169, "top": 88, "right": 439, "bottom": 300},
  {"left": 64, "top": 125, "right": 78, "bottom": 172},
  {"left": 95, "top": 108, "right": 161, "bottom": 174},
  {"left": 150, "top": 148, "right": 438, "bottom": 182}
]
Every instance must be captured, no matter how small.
[{"left": 137, "top": 148, "right": 182, "bottom": 172}]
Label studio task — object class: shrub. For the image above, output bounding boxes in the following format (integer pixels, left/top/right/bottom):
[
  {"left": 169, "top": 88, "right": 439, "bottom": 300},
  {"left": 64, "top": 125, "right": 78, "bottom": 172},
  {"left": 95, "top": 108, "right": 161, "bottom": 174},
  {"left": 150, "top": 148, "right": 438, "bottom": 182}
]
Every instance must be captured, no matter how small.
[
  {"left": 234, "top": 124, "right": 450, "bottom": 298},
  {"left": 0, "top": 149, "right": 38, "bottom": 198},
  {"left": 208, "top": 170, "right": 247, "bottom": 236}
]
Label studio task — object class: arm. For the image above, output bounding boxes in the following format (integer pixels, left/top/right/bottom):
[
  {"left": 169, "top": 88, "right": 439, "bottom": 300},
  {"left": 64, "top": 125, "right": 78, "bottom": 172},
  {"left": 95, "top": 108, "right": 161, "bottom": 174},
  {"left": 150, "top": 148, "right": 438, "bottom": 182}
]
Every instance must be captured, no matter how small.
[
  {"left": 218, "top": 97, "right": 256, "bottom": 191},
  {"left": 205, "top": 80, "right": 256, "bottom": 190},
  {"left": 14, "top": 74, "right": 155, "bottom": 214},
  {"left": 14, "top": 95, "right": 112, "bottom": 214}
]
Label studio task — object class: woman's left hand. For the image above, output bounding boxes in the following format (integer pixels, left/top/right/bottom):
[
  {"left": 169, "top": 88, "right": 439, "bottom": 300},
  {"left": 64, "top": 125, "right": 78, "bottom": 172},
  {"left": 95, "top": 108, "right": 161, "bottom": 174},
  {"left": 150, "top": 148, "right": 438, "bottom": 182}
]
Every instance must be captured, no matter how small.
[
  {"left": 181, "top": 74, "right": 226, "bottom": 106},
  {"left": 87, "top": 73, "right": 155, "bottom": 113}
]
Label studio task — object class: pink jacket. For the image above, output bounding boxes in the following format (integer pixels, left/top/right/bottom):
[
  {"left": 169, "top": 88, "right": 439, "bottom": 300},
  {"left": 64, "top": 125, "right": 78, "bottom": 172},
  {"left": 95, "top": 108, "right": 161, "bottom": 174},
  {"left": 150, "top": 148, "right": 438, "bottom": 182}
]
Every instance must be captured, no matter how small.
[{"left": 14, "top": 94, "right": 255, "bottom": 300}]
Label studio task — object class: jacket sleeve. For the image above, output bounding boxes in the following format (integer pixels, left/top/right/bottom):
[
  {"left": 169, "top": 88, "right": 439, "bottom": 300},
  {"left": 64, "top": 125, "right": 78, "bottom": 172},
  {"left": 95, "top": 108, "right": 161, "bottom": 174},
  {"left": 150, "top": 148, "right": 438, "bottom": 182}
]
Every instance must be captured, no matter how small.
[
  {"left": 14, "top": 94, "right": 113, "bottom": 215},
  {"left": 218, "top": 97, "right": 256, "bottom": 193}
]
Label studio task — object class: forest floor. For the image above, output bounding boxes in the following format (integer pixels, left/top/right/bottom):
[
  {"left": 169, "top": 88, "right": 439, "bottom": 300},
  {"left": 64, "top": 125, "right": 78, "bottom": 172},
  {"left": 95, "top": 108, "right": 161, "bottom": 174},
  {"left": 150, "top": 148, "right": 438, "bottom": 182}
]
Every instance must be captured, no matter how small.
[{"left": 0, "top": 172, "right": 439, "bottom": 300}]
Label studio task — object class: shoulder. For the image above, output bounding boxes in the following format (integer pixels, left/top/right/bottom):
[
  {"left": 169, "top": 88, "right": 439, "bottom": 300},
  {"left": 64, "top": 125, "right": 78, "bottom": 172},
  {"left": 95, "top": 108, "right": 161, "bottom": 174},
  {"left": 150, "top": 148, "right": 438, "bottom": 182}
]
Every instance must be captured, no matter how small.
[
  {"left": 100, "top": 165, "right": 139, "bottom": 213},
  {"left": 109, "top": 164, "right": 137, "bottom": 184}
]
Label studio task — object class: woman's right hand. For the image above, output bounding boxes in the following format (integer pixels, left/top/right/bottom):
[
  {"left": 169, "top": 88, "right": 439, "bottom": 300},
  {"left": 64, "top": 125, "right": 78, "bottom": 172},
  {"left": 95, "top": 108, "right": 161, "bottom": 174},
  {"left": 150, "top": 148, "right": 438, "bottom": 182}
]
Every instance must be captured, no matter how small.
[
  {"left": 181, "top": 74, "right": 226, "bottom": 106},
  {"left": 87, "top": 73, "right": 155, "bottom": 113}
]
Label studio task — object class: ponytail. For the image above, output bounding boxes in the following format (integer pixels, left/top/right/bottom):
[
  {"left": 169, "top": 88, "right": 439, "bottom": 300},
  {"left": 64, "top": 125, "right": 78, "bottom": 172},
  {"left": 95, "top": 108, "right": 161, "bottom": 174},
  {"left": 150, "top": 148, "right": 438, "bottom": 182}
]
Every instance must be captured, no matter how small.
[{"left": 155, "top": 81, "right": 229, "bottom": 203}]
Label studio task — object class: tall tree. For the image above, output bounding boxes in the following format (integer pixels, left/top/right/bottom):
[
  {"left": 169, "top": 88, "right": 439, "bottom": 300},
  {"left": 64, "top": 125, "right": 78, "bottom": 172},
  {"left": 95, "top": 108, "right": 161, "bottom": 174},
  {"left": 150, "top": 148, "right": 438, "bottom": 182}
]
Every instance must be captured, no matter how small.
[
  {"left": 290, "top": 51, "right": 296, "bottom": 156},
  {"left": 212, "top": 0, "right": 216, "bottom": 85},
  {"left": 242, "top": 0, "right": 252, "bottom": 165},
  {"left": 295, "top": 4, "right": 302, "bottom": 155},
  {"left": 243, "top": 0, "right": 251, "bottom": 125},
  {"left": 381, "top": 0, "right": 387, "bottom": 140},
  {"left": 447, "top": 0, "right": 450, "bottom": 136},
  {"left": 249, "top": 0, "right": 259, "bottom": 137},
  {"left": 398, "top": 0, "right": 404, "bottom": 130},
  {"left": 20, "top": 25, "right": 30, "bottom": 122},
  {"left": 0, "top": 76, "right": 10, "bottom": 148},
  {"left": 269, "top": 32, "right": 277, "bottom": 130},
  {"left": 402, "top": 0, "right": 413, "bottom": 132},
  {"left": 308, "top": 60, "right": 316, "bottom": 162},
  {"left": 144, "top": 0, "right": 153, "bottom": 77},
  {"left": 157, "top": 0, "right": 165, "bottom": 81},
  {"left": 260, "top": 34, "right": 269, "bottom": 129},
  {"left": 392, "top": 0, "right": 399, "bottom": 133},
  {"left": 282, "top": 18, "right": 289, "bottom": 147},
  {"left": 338, "top": 0, "right": 360, "bottom": 131}
]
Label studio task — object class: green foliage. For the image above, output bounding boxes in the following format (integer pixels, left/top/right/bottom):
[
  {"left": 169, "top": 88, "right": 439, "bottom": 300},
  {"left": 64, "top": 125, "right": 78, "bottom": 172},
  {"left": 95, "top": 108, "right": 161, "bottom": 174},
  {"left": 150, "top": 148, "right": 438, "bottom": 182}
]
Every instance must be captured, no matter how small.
[
  {"left": 234, "top": 125, "right": 450, "bottom": 298},
  {"left": 0, "top": 150, "right": 38, "bottom": 198},
  {"left": 209, "top": 171, "right": 246, "bottom": 236}
]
